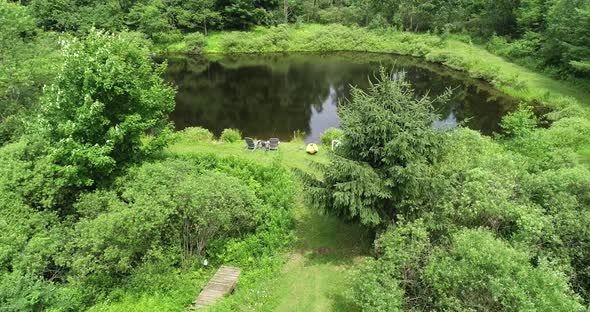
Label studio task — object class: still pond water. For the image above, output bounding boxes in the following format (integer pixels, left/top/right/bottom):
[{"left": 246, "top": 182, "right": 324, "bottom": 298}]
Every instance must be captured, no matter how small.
[{"left": 162, "top": 52, "right": 517, "bottom": 143}]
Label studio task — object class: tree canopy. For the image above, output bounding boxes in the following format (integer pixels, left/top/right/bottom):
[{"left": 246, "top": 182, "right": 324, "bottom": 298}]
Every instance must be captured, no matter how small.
[{"left": 303, "top": 68, "right": 446, "bottom": 227}]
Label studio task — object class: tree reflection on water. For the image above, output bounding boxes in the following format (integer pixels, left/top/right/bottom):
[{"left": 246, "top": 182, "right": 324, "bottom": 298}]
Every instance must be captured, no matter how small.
[{"left": 162, "top": 52, "right": 517, "bottom": 142}]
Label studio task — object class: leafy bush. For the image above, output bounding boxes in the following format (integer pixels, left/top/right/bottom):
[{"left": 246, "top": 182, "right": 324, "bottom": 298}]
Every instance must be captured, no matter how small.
[
  {"left": 185, "top": 32, "right": 206, "bottom": 54},
  {"left": 425, "top": 229, "right": 584, "bottom": 311},
  {"left": 0, "top": 1, "right": 60, "bottom": 145},
  {"left": 302, "top": 24, "right": 374, "bottom": 52},
  {"left": 218, "top": 25, "right": 290, "bottom": 53},
  {"left": 350, "top": 220, "right": 430, "bottom": 310},
  {"left": 487, "top": 32, "right": 542, "bottom": 60},
  {"left": 36, "top": 29, "right": 175, "bottom": 209},
  {"left": 0, "top": 272, "right": 58, "bottom": 312},
  {"left": 0, "top": 147, "right": 296, "bottom": 309},
  {"left": 500, "top": 105, "right": 538, "bottom": 138},
  {"left": 178, "top": 127, "right": 214, "bottom": 143},
  {"left": 320, "top": 128, "right": 344, "bottom": 146},
  {"left": 220, "top": 128, "right": 242, "bottom": 143},
  {"left": 68, "top": 159, "right": 263, "bottom": 283},
  {"left": 151, "top": 30, "right": 183, "bottom": 45}
]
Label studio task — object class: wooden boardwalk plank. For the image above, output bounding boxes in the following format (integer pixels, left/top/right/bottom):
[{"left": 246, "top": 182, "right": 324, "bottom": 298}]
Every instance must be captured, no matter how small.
[{"left": 190, "top": 265, "right": 241, "bottom": 310}]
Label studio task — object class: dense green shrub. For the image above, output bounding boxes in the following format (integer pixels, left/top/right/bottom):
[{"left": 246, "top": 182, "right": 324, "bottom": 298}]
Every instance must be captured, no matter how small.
[
  {"left": 126, "top": 0, "right": 172, "bottom": 39},
  {"left": 500, "top": 105, "right": 538, "bottom": 138},
  {"left": 301, "top": 24, "right": 374, "bottom": 52},
  {"left": 350, "top": 220, "right": 430, "bottom": 310},
  {"left": 487, "top": 32, "right": 543, "bottom": 60},
  {"left": 0, "top": 1, "right": 60, "bottom": 145},
  {"left": 185, "top": 32, "right": 206, "bottom": 53},
  {"left": 0, "top": 272, "right": 58, "bottom": 312},
  {"left": 0, "top": 153, "right": 296, "bottom": 309},
  {"left": 426, "top": 229, "right": 584, "bottom": 311},
  {"left": 319, "top": 128, "right": 344, "bottom": 146},
  {"left": 32, "top": 29, "right": 175, "bottom": 211},
  {"left": 178, "top": 127, "right": 214, "bottom": 143},
  {"left": 219, "top": 25, "right": 293, "bottom": 53},
  {"left": 151, "top": 30, "right": 184, "bottom": 45},
  {"left": 220, "top": 128, "right": 242, "bottom": 143},
  {"left": 68, "top": 160, "right": 264, "bottom": 283}
]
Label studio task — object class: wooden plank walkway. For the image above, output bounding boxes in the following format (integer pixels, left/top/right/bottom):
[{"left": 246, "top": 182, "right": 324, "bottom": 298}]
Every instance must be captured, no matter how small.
[{"left": 191, "top": 265, "right": 241, "bottom": 310}]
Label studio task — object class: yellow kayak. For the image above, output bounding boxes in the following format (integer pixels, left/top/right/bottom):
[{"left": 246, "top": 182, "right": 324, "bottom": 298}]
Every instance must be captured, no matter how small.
[{"left": 306, "top": 143, "right": 319, "bottom": 155}]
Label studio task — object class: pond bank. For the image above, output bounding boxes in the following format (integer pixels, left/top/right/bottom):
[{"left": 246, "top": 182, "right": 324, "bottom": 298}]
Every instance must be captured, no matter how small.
[
  {"left": 193, "top": 24, "right": 590, "bottom": 163},
  {"left": 161, "top": 52, "right": 517, "bottom": 142},
  {"left": 195, "top": 24, "right": 590, "bottom": 112}
]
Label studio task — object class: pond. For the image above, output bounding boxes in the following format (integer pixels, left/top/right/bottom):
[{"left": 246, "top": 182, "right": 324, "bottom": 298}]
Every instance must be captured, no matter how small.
[{"left": 162, "top": 52, "right": 517, "bottom": 143}]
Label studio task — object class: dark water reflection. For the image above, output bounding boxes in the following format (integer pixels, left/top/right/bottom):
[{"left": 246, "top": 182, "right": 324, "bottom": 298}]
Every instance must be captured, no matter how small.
[{"left": 162, "top": 52, "right": 517, "bottom": 143}]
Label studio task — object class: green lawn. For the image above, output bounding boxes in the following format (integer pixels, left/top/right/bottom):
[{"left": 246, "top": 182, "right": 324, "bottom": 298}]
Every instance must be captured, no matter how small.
[
  {"left": 168, "top": 139, "right": 330, "bottom": 173},
  {"left": 268, "top": 197, "right": 370, "bottom": 312},
  {"left": 442, "top": 40, "right": 590, "bottom": 106},
  {"left": 169, "top": 139, "right": 370, "bottom": 311}
]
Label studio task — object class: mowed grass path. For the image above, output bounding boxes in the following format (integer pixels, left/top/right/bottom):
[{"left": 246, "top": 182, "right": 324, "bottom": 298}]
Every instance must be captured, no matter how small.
[
  {"left": 169, "top": 140, "right": 371, "bottom": 311},
  {"left": 268, "top": 193, "right": 370, "bottom": 312}
]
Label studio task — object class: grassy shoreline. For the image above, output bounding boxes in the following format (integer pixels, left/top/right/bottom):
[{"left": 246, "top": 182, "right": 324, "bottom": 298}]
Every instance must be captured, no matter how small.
[
  {"left": 191, "top": 24, "right": 590, "bottom": 164},
  {"left": 195, "top": 24, "right": 590, "bottom": 115}
]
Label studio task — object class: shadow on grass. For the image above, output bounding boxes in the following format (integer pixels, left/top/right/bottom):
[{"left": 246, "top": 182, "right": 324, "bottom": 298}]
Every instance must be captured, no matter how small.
[
  {"left": 293, "top": 202, "right": 372, "bottom": 267},
  {"left": 329, "top": 292, "right": 359, "bottom": 312},
  {"left": 302, "top": 250, "right": 357, "bottom": 266}
]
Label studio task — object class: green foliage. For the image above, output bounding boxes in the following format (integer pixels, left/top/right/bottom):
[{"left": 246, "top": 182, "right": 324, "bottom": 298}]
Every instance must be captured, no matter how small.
[
  {"left": 500, "top": 104, "right": 538, "bottom": 138},
  {"left": 350, "top": 219, "right": 430, "bottom": 310},
  {"left": 220, "top": 0, "right": 278, "bottom": 29},
  {"left": 316, "top": 6, "right": 361, "bottom": 25},
  {"left": 544, "top": 0, "right": 590, "bottom": 77},
  {"left": 0, "top": 150, "right": 296, "bottom": 309},
  {"left": 302, "top": 68, "right": 446, "bottom": 227},
  {"left": 426, "top": 229, "right": 584, "bottom": 311},
  {"left": 30, "top": 0, "right": 126, "bottom": 33},
  {"left": 178, "top": 127, "right": 214, "bottom": 143},
  {"left": 19, "top": 29, "right": 175, "bottom": 211},
  {"left": 487, "top": 32, "right": 543, "bottom": 61},
  {"left": 126, "top": 0, "right": 173, "bottom": 41},
  {"left": 0, "top": 0, "right": 60, "bottom": 144},
  {"left": 17, "top": 0, "right": 590, "bottom": 78},
  {"left": 68, "top": 160, "right": 263, "bottom": 287},
  {"left": 3, "top": 0, "right": 590, "bottom": 309},
  {"left": 185, "top": 32, "right": 207, "bottom": 53},
  {"left": 87, "top": 267, "right": 205, "bottom": 312},
  {"left": 218, "top": 24, "right": 293, "bottom": 53},
  {"left": 0, "top": 272, "right": 58, "bottom": 312},
  {"left": 516, "top": 0, "right": 547, "bottom": 33},
  {"left": 220, "top": 128, "right": 242, "bottom": 143},
  {"left": 319, "top": 127, "right": 343, "bottom": 146},
  {"left": 166, "top": 0, "right": 222, "bottom": 34},
  {"left": 345, "top": 111, "right": 590, "bottom": 309}
]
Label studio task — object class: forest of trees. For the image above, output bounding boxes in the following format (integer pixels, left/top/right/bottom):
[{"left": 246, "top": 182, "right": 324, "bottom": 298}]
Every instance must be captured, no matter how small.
[
  {"left": 2, "top": 0, "right": 590, "bottom": 310},
  {"left": 13, "top": 0, "right": 589, "bottom": 79}
]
